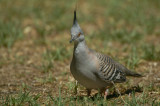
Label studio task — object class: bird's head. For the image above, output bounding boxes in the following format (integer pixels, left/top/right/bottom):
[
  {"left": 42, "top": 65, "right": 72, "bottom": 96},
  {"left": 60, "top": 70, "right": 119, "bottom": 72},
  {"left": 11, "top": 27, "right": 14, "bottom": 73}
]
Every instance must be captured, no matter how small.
[{"left": 70, "top": 10, "right": 84, "bottom": 44}]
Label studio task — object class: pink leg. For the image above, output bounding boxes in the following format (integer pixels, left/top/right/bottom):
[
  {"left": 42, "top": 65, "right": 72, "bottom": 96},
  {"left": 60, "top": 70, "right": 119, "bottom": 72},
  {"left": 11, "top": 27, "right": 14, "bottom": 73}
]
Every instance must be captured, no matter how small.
[
  {"left": 104, "top": 89, "right": 109, "bottom": 100},
  {"left": 100, "top": 88, "right": 109, "bottom": 100}
]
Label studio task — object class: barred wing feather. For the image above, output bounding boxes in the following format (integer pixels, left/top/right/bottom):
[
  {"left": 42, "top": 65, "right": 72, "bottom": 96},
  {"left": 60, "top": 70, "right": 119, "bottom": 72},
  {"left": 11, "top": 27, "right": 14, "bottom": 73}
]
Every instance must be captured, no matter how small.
[{"left": 96, "top": 53, "right": 126, "bottom": 83}]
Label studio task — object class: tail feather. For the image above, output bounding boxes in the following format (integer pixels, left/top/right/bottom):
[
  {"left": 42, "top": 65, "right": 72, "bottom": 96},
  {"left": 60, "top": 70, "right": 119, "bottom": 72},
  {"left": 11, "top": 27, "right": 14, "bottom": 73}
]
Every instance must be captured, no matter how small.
[
  {"left": 114, "top": 61, "right": 143, "bottom": 77},
  {"left": 125, "top": 70, "right": 143, "bottom": 77}
]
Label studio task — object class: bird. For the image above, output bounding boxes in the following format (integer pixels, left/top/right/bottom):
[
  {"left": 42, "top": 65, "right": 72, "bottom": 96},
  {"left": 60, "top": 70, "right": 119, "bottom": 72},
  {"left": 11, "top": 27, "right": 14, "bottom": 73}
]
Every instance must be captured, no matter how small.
[{"left": 70, "top": 10, "right": 142, "bottom": 98}]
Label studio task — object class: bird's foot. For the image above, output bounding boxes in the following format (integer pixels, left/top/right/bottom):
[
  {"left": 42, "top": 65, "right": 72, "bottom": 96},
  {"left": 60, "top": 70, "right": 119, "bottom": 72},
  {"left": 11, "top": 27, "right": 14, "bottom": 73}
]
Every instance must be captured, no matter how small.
[
  {"left": 87, "top": 89, "right": 91, "bottom": 96},
  {"left": 104, "top": 89, "right": 109, "bottom": 100}
]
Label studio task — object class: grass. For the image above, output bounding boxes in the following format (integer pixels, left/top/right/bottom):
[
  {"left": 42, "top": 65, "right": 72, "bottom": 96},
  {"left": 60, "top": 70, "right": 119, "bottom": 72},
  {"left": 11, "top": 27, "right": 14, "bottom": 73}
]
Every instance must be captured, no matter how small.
[
  {"left": 1, "top": 87, "right": 159, "bottom": 105},
  {"left": 0, "top": 0, "right": 160, "bottom": 105},
  {"left": 126, "top": 47, "right": 140, "bottom": 70},
  {"left": 35, "top": 72, "right": 55, "bottom": 84},
  {"left": 142, "top": 44, "right": 160, "bottom": 61},
  {"left": 1, "top": 92, "right": 40, "bottom": 106},
  {"left": 90, "top": 0, "right": 160, "bottom": 44},
  {"left": 0, "top": 21, "right": 23, "bottom": 48},
  {"left": 43, "top": 47, "right": 71, "bottom": 61}
]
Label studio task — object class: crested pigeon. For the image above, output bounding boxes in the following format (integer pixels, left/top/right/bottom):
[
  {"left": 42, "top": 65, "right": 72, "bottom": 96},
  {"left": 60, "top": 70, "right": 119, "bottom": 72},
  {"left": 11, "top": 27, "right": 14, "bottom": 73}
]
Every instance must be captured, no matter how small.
[{"left": 70, "top": 10, "right": 142, "bottom": 98}]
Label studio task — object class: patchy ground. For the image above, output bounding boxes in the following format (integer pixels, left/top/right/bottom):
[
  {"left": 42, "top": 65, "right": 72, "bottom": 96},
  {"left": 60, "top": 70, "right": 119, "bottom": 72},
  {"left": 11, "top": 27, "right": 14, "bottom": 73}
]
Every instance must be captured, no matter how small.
[
  {"left": 0, "top": 0, "right": 160, "bottom": 105},
  {"left": 0, "top": 32, "right": 160, "bottom": 105}
]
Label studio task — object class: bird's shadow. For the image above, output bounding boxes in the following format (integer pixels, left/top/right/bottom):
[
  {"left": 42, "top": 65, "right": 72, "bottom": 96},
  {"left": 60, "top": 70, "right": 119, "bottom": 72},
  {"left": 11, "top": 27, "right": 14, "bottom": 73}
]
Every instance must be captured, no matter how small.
[
  {"left": 72, "top": 85, "right": 143, "bottom": 101},
  {"left": 106, "top": 85, "right": 143, "bottom": 100}
]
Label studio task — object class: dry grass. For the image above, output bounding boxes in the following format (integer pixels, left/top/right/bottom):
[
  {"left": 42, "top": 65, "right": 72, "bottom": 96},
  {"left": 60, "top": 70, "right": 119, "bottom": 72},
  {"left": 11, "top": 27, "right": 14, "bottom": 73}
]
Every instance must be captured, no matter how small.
[{"left": 0, "top": 0, "right": 160, "bottom": 105}]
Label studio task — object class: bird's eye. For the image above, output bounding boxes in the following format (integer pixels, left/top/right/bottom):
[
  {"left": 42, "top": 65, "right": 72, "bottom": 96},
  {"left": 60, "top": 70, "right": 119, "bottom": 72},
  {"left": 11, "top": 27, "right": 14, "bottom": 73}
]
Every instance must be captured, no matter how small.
[{"left": 78, "top": 32, "right": 81, "bottom": 37}]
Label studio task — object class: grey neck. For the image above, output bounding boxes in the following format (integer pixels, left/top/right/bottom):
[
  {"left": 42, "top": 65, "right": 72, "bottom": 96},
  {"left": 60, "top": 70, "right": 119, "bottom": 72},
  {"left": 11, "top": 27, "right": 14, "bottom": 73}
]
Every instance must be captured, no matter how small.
[
  {"left": 73, "top": 40, "right": 88, "bottom": 53},
  {"left": 74, "top": 39, "right": 85, "bottom": 47}
]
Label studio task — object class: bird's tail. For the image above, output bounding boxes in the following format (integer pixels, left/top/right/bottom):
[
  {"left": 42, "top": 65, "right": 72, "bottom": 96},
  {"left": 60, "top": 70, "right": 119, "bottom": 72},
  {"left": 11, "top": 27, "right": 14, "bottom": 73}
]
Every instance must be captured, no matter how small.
[
  {"left": 125, "top": 70, "right": 143, "bottom": 77},
  {"left": 114, "top": 60, "right": 143, "bottom": 77}
]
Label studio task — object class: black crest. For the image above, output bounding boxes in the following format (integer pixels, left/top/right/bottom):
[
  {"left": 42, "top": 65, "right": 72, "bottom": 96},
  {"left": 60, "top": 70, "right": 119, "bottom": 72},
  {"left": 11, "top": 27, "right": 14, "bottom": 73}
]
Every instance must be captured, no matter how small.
[{"left": 73, "top": 10, "right": 77, "bottom": 25}]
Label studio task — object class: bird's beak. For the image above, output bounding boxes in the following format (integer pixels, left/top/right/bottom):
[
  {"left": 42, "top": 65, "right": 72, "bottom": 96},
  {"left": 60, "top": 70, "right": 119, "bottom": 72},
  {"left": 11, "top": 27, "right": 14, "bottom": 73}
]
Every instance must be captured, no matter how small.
[
  {"left": 69, "top": 38, "right": 73, "bottom": 43},
  {"left": 69, "top": 37, "right": 75, "bottom": 43}
]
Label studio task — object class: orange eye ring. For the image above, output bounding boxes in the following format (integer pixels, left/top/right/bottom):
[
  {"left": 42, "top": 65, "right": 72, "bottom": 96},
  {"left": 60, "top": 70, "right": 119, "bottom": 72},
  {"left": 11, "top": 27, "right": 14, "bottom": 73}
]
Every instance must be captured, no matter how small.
[{"left": 78, "top": 32, "right": 81, "bottom": 37}]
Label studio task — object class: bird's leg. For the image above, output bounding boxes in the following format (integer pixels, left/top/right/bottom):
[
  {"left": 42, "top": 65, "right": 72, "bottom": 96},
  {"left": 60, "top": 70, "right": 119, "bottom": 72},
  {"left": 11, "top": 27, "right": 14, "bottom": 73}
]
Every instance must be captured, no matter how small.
[
  {"left": 100, "top": 88, "right": 109, "bottom": 100},
  {"left": 113, "top": 86, "right": 117, "bottom": 94},
  {"left": 74, "top": 80, "right": 78, "bottom": 95},
  {"left": 87, "top": 89, "right": 91, "bottom": 96},
  {"left": 104, "top": 89, "right": 109, "bottom": 100}
]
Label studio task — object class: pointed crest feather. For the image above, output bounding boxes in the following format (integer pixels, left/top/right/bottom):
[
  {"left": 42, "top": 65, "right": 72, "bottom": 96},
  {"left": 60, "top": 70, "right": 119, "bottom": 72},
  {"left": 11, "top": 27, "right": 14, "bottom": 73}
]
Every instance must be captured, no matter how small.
[
  {"left": 73, "top": 10, "right": 77, "bottom": 25},
  {"left": 73, "top": 0, "right": 78, "bottom": 25}
]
